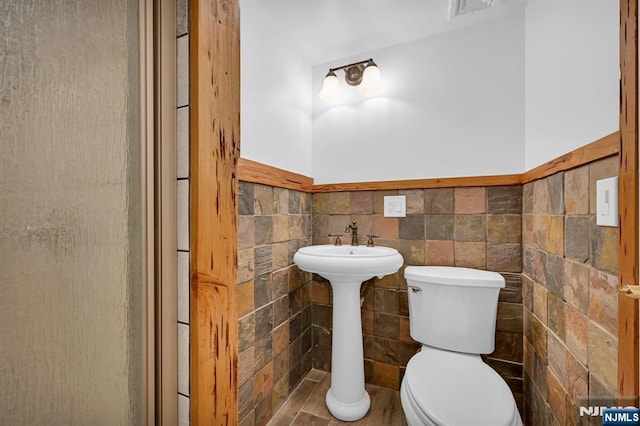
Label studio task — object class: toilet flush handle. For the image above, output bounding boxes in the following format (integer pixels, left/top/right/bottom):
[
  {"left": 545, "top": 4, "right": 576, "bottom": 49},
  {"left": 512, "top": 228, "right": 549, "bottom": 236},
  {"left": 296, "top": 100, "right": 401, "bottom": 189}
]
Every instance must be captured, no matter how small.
[{"left": 409, "top": 286, "right": 421, "bottom": 293}]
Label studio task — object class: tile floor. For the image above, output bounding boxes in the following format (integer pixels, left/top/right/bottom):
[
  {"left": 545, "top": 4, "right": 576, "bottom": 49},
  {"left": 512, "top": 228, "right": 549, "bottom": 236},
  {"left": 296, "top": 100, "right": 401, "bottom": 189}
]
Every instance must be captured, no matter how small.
[{"left": 267, "top": 369, "right": 407, "bottom": 425}]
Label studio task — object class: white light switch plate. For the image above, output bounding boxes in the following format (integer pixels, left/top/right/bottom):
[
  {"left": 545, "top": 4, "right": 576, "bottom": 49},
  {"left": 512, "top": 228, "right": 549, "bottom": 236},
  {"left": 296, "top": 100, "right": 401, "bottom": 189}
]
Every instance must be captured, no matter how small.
[
  {"left": 384, "top": 195, "right": 406, "bottom": 217},
  {"left": 596, "top": 176, "right": 618, "bottom": 227}
]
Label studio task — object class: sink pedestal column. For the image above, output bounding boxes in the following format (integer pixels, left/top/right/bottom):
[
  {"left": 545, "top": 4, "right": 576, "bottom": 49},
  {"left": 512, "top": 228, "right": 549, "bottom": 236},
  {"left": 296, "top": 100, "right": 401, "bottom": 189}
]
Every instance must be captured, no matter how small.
[
  {"left": 325, "top": 279, "right": 370, "bottom": 421},
  {"left": 292, "top": 244, "right": 403, "bottom": 421}
]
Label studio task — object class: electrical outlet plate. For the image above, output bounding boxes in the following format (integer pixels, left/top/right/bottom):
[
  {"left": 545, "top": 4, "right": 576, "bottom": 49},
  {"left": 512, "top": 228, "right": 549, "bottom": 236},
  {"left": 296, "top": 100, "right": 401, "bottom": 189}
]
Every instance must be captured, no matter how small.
[
  {"left": 384, "top": 195, "right": 406, "bottom": 217},
  {"left": 596, "top": 176, "right": 618, "bottom": 227}
]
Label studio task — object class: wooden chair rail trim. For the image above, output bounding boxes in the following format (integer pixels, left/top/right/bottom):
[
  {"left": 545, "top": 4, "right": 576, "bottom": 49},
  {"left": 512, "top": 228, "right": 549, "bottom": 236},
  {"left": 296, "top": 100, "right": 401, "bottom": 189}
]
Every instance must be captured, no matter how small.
[
  {"left": 312, "top": 174, "right": 523, "bottom": 192},
  {"left": 522, "top": 131, "right": 620, "bottom": 183},
  {"left": 238, "top": 131, "right": 620, "bottom": 192},
  {"left": 237, "top": 157, "right": 314, "bottom": 192}
]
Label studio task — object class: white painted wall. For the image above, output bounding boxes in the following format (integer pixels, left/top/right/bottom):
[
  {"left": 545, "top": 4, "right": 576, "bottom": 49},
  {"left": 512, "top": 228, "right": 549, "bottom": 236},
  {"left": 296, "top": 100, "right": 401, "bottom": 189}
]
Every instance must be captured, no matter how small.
[
  {"left": 240, "top": 2, "right": 313, "bottom": 176},
  {"left": 241, "top": 0, "right": 618, "bottom": 183},
  {"left": 524, "top": 0, "right": 619, "bottom": 170},
  {"left": 311, "top": 17, "right": 525, "bottom": 184}
]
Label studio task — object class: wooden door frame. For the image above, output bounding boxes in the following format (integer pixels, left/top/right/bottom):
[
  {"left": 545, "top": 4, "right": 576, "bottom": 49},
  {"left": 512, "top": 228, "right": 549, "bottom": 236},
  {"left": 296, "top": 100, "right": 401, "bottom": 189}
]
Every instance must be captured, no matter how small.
[
  {"left": 619, "top": 0, "right": 639, "bottom": 404},
  {"left": 153, "top": 0, "right": 178, "bottom": 423},
  {"left": 189, "top": 0, "right": 240, "bottom": 423},
  {"left": 140, "top": 0, "right": 180, "bottom": 422}
]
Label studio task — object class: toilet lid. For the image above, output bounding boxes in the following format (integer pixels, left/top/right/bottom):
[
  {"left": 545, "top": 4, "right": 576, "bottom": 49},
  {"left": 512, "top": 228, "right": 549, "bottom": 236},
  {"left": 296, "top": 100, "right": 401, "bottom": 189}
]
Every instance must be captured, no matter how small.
[{"left": 405, "top": 349, "right": 517, "bottom": 425}]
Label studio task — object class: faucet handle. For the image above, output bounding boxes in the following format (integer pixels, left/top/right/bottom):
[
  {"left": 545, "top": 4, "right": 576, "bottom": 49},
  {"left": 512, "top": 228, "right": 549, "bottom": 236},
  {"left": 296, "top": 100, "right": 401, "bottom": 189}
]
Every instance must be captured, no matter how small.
[
  {"left": 328, "top": 233, "right": 343, "bottom": 246},
  {"left": 366, "top": 234, "right": 380, "bottom": 247}
]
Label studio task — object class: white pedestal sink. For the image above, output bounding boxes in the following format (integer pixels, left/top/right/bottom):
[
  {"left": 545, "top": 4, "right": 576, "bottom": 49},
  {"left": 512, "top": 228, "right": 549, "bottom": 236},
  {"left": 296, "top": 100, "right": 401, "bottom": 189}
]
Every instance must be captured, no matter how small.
[{"left": 293, "top": 244, "right": 404, "bottom": 421}]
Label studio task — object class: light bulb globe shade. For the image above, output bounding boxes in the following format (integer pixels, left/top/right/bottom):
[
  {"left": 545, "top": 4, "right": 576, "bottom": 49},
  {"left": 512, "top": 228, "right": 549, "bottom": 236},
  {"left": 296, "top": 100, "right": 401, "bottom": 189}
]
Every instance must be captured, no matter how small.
[
  {"left": 319, "top": 72, "right": 341, "bottom": 103},
  {"left": 359, "top": 64, "right": 384, "bottom": 94}
]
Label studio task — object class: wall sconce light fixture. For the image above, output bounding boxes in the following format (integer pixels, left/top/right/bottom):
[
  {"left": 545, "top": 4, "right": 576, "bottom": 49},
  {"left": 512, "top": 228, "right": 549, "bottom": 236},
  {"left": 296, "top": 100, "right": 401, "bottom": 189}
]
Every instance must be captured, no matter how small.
[{"left": 319, "top": 58, "right": 384, "bottom": 103}]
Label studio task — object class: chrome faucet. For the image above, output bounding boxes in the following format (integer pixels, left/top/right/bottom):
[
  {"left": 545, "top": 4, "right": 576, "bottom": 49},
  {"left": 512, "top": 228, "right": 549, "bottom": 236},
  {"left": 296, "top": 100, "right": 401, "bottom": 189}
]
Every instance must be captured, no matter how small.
[{"left": 345, "top": 221, "right": 359, "bottom": 246}]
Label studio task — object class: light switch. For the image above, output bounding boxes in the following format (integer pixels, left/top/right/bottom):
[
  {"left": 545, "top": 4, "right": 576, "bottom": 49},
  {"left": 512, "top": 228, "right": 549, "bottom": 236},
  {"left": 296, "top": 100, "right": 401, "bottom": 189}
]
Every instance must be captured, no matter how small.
[
  {"left": 596, "top": 177, "right": 618, "bottom": 227},
  {"left": 384, "top": 195, "right": 406, "bottom": 217}
]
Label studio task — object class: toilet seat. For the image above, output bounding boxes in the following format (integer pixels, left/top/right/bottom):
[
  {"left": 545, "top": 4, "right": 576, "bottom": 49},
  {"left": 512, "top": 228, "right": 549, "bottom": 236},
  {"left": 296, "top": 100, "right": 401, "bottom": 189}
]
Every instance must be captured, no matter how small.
[{"left": 402, "top": 347, "right": 521, "bottom": 426}]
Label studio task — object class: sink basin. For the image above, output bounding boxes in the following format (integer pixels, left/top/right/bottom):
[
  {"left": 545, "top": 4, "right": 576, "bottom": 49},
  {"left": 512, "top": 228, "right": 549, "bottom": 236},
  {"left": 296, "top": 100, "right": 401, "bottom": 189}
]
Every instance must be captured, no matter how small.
[
  {"left": 294, "top": 244, "right": 403, "bottom": 421},
  {"left": 293, "top": 244, "right": 403, "bottom": 282}
]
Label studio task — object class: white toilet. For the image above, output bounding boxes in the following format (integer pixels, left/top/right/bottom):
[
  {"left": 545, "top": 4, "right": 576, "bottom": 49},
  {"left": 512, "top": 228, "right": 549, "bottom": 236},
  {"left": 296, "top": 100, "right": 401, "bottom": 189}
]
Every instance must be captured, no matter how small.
[{"left": 400, "top": 266, "right": 522, "bottom": 426}]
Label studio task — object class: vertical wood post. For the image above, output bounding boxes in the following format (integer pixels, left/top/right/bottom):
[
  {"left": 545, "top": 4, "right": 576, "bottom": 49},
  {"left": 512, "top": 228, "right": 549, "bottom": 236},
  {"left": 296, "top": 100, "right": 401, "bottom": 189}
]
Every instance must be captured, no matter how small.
[
  {"left": 619, "top": 0, "right": 639, "bottom": 404},
  {"left": 190, "top": 0, "right": 240, "bottom": 423}
]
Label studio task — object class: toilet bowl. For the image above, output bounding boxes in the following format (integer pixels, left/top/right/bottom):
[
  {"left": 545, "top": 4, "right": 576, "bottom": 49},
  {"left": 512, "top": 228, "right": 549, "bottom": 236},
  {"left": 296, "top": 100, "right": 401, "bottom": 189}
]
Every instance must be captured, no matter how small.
[
  {"left": 401, "top": 266, "right": 522, "bottom": 426},
  {"left": 400, "top": 347, "right": 521, "bottom": 426}
]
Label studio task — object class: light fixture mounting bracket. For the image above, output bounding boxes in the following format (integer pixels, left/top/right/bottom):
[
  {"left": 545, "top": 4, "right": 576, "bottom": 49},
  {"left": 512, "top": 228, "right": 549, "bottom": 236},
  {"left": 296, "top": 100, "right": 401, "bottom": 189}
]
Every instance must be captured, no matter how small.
[
  {"left": 328, "top": 58, "right": 375, "bottom": 87},
  {"left": 343, "top": 64, "right": 366, "bottom": 86}
]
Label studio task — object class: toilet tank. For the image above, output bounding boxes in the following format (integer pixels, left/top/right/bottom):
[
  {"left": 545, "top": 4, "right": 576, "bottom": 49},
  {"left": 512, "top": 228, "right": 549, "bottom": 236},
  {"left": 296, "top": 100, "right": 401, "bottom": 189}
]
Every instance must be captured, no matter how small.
[{"left": 404, "top": 266, "right": 505, "bottom": 354}]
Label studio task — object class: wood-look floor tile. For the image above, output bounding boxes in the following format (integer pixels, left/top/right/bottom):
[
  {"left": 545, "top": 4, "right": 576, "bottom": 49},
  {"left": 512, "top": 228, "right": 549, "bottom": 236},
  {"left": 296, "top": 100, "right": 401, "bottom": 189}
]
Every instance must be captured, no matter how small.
[
  {"left": 291, "top": 412, "right": 330, "bottom": 425},
  {"left": 267, "top": 379, "right": 319, "bottom": 425},
  {"left": 305, "top": 368, "right": 329, "bottom": 383},
  {"left": 272, "top": 370, "right": 407, "bottom": 426},
  {"left": 300, "top": 374, "right": 332, "bottom": 419},
  {"left": 367, "top": 386, "right": 406, "bottom": 426}
]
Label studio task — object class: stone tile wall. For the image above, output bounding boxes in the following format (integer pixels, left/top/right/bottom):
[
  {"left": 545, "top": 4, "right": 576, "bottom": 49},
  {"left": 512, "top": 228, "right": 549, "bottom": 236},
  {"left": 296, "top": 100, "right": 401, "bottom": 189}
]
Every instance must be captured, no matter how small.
[
  {"left": 522, "top": 156, "right": 619, "bottom": 425},
  {"left": 310, "top": 186, "right": 525, "bottom": 410},
  {"left": 237, "top": 182, "right": 314, "bottom": 426}
]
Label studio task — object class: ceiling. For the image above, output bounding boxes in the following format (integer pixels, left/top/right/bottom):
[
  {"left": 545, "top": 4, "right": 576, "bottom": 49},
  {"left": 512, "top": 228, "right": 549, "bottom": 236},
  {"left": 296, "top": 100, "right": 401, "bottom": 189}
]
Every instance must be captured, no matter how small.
[{"left": 240, "top": 0, "right": 529, "bottom": 65}]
